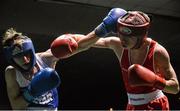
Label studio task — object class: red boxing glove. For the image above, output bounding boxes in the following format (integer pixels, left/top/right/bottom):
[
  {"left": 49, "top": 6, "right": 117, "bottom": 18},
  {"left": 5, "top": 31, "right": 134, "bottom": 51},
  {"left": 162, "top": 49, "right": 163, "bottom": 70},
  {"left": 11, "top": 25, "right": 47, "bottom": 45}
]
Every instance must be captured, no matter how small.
[
  {"left": 50, "top": 34, "right": 78, "bottom": 58},
  {"left": 128, "top": 64, "right": 166, "bottom": 90}
]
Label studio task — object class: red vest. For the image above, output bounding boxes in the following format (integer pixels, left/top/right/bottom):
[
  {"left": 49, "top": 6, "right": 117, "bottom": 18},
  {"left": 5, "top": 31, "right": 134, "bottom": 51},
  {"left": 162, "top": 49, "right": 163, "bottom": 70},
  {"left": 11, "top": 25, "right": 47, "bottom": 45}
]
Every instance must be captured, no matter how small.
[{"left": 120, "top": 40, "right": 159, "bottom": 93}]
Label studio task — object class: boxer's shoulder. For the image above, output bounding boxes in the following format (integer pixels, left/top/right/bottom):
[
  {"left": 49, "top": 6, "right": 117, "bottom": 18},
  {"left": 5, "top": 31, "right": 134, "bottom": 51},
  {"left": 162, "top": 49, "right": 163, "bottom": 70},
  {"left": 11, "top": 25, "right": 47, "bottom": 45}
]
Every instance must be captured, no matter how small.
[
  {"left": 5, "top": 65, "right": 16, "bottom": 74},
  {"left": 154, "top": 44, "right": 169, "bottom": 60},
  {"left": 5, "top": 66, "right": 17, "bottom": 83}
]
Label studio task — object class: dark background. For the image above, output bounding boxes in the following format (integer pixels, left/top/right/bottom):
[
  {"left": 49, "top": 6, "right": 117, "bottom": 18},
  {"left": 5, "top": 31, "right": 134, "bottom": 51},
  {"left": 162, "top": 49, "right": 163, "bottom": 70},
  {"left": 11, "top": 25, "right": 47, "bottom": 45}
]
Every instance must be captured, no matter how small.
[{"left": 0, "top": 0, "right": 180, "bottom": 110}]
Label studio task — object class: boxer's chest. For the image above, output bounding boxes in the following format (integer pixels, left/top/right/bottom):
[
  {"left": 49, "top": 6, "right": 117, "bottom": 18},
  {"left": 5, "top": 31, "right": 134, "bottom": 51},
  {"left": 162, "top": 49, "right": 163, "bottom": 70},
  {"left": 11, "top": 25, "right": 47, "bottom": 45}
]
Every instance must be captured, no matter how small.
[{"left": 129, "top": 48, "right": 149, "bottom": 65}]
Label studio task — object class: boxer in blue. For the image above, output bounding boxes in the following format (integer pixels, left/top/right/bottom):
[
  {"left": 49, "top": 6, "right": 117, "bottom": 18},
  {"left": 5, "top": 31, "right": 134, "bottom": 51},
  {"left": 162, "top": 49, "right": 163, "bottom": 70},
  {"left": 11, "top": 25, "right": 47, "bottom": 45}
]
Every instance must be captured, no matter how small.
[{"left": 2, "top": 28, "right": 60, "bottom": 110}]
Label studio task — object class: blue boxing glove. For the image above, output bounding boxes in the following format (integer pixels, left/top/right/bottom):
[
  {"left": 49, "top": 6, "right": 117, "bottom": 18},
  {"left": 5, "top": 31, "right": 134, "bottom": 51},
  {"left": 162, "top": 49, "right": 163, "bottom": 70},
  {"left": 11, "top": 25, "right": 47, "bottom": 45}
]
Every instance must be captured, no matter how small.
[
  {"left": 95, "top": 8, "right": 127, "bottom": 37},
  {"left": 23, "top": 68, "right": 61, "bottom": 102}
]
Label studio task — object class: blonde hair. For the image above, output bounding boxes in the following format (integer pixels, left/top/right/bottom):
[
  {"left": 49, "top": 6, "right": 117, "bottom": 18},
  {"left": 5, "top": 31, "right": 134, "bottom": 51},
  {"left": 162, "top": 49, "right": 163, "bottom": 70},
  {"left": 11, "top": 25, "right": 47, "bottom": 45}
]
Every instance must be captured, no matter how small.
[{"left": 2, "top": 28, "right": 24, "bottom": 46}]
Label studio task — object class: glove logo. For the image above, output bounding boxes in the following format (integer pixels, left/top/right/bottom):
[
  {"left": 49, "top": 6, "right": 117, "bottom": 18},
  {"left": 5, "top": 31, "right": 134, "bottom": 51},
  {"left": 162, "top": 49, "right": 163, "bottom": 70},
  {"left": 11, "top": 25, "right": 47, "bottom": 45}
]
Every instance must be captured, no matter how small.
[
  {"left": 33, "top": 91, "right": 53, "bottom": 104},
  {"left": 119, "top": 26, "right": 132, "bottom": 35}
]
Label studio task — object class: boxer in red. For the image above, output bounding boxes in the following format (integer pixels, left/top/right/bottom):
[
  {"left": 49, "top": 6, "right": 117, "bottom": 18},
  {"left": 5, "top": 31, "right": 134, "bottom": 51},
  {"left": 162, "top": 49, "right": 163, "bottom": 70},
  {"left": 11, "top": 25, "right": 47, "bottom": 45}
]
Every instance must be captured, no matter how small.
[{"left": 50, "top": 8, "right": 179, "bottom": 110}]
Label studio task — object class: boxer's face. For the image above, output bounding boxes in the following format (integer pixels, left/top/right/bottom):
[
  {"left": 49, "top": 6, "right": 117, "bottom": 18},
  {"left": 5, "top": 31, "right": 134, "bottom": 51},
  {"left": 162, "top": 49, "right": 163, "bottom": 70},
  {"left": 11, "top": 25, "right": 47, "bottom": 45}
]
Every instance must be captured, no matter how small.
[
  {"left": 12, "top": 45, "right": 32, "bottom": 70},
  {"left": 118, "top": 34, "right": 138, "bottom": 49}
]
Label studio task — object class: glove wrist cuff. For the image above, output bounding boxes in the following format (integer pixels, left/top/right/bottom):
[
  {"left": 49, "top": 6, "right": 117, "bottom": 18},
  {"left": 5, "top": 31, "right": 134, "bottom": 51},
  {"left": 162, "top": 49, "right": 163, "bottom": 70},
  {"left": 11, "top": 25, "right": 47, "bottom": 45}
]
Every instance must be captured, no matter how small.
[
  {"left": 94, "top": 23, "right": 108, "bottom": 37},
  {"left": 23, "top": 90, "right": 35, "bottom": 102},
  {"left": 154, "top": 76, "right": 166, "bottom": 90}
]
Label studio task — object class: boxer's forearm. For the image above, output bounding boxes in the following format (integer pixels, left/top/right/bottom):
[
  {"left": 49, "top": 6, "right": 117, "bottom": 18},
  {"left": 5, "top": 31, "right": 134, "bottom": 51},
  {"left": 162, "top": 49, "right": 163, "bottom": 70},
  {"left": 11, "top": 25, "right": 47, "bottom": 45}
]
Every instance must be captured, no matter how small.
[
  {"left": 163, "top": 79, "right": 179, "bottom": 94},
  {"left": 77, "top": 31, "right": 99, "bottom": 51}
]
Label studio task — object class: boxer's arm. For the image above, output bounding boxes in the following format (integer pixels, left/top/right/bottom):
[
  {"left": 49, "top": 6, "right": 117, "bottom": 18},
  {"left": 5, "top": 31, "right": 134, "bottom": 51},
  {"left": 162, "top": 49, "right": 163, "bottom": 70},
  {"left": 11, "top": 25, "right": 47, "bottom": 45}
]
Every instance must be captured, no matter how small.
[
  {"left": 93, "top": 36, "right": 122, "bottom": 49},
  {"left": 72, "top": 32, "right": 123, "bottom": 57},
  {"left": 50, "top": 32, "right": 122, "bottom": 59},
  {"left": 154, "top": 44, "right": 179, "bottom": 94},
  {"left": 50, "top": 32, "right": 100, "bottom": 59},
  {"left": 5, "top": 66, "right": 29, "bottom": 109},
  {"left": 37, "top": 50, "right": 59, "bottom": 69},
  {"left": 76, "top": 31, "right": 99, "bottom": 51}
]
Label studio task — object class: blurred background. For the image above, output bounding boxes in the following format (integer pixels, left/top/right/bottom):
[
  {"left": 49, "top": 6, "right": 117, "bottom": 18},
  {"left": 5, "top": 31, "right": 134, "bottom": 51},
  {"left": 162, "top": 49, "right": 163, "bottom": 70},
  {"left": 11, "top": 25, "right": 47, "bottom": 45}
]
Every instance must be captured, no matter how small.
[{"left": 0, "top": 0, "right": 180, "bottom": 110}]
